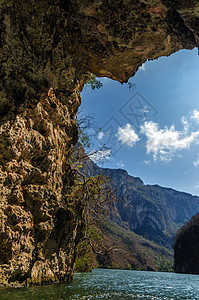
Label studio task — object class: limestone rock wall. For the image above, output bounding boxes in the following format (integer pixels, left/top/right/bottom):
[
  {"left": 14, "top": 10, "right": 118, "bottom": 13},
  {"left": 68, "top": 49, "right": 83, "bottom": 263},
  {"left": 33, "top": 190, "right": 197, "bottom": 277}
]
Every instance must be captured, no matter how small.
[
  {"left": 0, "top": 88, "right": 84, "bottom": 285},
  {"left": 0, "top": 0, "right": 198, "bottom": 285}
]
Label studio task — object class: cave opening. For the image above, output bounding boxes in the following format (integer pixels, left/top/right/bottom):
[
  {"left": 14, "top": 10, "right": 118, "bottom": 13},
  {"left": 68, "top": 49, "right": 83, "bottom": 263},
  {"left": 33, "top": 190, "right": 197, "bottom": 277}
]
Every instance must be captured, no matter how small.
[
  {"left": 79, "top": 48, "right": 199, "bottom": 197},
  {"left": 1, "top": 0, "right": 199, "bottom": 285}
]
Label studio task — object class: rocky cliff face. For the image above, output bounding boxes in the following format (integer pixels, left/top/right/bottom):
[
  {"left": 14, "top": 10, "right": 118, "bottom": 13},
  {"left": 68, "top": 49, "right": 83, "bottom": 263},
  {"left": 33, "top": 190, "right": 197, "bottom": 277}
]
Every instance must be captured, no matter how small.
[
  {"left": 80, "top": 158, "right": 199, "bottom": 248},
  {"left": 115, "top": 183, "right": 199, "bottom": 247},
  {"left": 174, "top": 213, "right": 199, "bottom": 274},
  {"left": 0, "top": 0, "right": 198, "bottom": 285},
  {"left": 0, "top": 88, "right": 85, "bottom": 285}
]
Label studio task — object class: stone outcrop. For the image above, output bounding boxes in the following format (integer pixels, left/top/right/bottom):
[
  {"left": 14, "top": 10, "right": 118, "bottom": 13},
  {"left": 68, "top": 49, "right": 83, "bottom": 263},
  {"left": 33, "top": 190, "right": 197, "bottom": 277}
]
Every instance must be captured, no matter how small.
[
  {"left": 174, "top": 213, "right": 199, "bottom": 274},
  {"left": 0, "top": 0, "right": 198, "bottom": 285},
  {"left": 0, "top": 88, "right": 84, "bottom": 285}
]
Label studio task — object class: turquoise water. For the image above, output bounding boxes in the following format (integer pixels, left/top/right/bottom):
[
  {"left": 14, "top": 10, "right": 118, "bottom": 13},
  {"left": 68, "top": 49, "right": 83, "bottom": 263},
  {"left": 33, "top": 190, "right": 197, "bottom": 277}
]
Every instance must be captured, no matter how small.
[{"left": 0, "top": 269, "right": 199, "bottom": 299}]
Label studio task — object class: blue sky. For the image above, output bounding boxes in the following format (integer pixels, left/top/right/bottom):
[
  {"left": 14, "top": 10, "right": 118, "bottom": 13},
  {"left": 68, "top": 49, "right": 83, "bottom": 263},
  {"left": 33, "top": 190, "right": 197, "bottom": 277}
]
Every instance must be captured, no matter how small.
[{"left": 80, "top": 48, "right": 199, "bottom": 196}]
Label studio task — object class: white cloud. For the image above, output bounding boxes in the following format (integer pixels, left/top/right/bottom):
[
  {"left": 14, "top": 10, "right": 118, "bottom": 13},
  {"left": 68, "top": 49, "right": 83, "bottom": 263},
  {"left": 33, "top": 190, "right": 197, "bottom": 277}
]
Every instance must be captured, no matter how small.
[
  {"left": 141, "top": 106, "right": 150, "bottom": 114},
  {"left": 191, "top": 110, "right": 199, "bottom": 123},
  {"left": 88, "top": 149, "right": 111, "bottom": 162},
  {"left": 140, "top": 121, "right": 199, "bottom": 162},
  {"left": 116, "top": 124, "right": 139, "bottom": 147},
  {"left": 194, "top": 155, "right": 199, "bottom": 167},
  {"left": 194, "top": 182, "right": 199, "bottom": 189},
  {"left": 143, "top": 160, "right": 151, "bottom": 165},
  {"left": 181, "top": 116, "right": 189, "bottom": 133},
  {"left": 117, "top": 161, "right": 125, "bottom": 168},
  {"left": 98, "top": 131, "right": 105, "bottom": 140}
]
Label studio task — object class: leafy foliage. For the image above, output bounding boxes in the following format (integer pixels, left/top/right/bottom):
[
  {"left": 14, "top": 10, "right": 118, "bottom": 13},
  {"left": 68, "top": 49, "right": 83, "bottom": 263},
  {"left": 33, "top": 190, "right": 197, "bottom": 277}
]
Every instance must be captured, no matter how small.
[
  {"left": 155, "top": 258, "right": 174, "bottom": 272},
  {"left": 75, "top": 235, "right": 97, "bottom": 273},
  {"left": 75, "top": 226, "right": 105, "bottom": 272},
  {"left": 96, "top": 219, "right": 174, "bottom": 272},
  {"left": 86, "top": 75, "right": 103, "bottom": 90}
]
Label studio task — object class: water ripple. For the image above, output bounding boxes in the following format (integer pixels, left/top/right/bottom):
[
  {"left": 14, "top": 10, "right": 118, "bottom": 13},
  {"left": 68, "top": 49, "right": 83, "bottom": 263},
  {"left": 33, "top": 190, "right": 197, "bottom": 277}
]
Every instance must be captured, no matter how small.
[{"left": 0, "top": 269, "right": 199, "bottom": 299}]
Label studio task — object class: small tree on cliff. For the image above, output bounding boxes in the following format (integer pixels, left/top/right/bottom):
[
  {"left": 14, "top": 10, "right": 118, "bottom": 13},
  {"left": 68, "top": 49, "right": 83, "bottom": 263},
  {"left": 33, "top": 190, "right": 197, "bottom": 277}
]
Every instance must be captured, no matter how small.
[
  {"left": 85, "top": 74, "right": 103, "bottom": 91},
  {"left": 67, "top": 155, "right": 118, "bottom": 272},
  {"left": 70, "top": 77, "right": 127, "bottom": 271},
  {"left": 67, "top": 130, "right": 118, "bottom": 272}
]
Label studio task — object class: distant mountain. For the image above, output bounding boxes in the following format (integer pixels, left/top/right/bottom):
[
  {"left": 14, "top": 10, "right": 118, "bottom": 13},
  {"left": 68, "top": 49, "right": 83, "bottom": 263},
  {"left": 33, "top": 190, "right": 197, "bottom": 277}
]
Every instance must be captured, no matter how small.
[
  {"left": 74, "top": 149, "right": 199, "bottom": 271},
  {"left": 80, "top": 155, "right": 199, "bottom": 248}
]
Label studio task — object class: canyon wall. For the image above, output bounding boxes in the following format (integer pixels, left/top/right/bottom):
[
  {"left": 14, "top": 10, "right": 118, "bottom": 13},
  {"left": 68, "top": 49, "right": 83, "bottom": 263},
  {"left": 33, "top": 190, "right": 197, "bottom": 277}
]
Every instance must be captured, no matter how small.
[
  {"left": 80, "top": 153, "right": 199, "bottom": 248},
  {"left": 174, "top": 213, "right": 199, "bottom": 274},
  {"left": 0, "top": 0, "right": 198, "bottom": 285}
]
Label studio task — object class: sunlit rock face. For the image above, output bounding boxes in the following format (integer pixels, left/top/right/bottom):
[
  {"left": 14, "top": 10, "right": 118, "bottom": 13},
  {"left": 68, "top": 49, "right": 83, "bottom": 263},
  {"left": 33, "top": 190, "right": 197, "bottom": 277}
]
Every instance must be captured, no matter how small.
[
  {"left": 0, "top": 0, "right": 198, "bottom": 285},
  {"left": 0, "top": 88, "right": 85, "bottom": 285}
]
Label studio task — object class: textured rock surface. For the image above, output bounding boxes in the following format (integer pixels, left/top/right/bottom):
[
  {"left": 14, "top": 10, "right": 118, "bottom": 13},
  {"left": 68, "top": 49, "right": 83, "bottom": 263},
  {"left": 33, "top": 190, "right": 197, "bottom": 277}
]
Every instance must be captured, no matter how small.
[
  {"left": 0, "top": 0, "right": 198, "bottom": 285},
  {"left": 0, "top": 88, "right": 84, "bottom": 285},
  {"left": 174, "top": 213, "right": 199, "bottom": 274}
]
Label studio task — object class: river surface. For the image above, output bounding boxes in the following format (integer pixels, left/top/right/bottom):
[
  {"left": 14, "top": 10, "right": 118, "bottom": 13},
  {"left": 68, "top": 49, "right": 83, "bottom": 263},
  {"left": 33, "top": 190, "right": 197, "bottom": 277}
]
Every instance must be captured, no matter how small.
[{"left": 0, "top": 269, "right": 199, "bottom": 299}]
